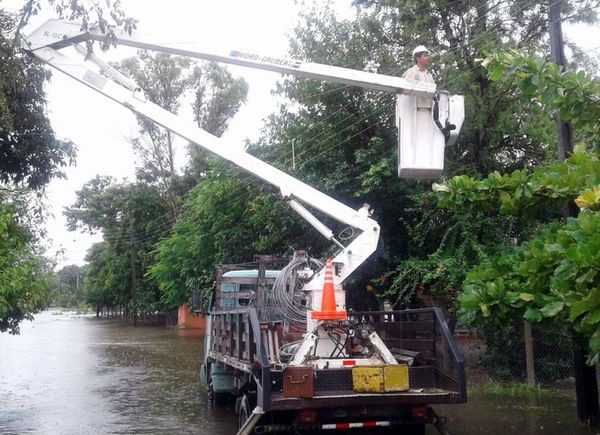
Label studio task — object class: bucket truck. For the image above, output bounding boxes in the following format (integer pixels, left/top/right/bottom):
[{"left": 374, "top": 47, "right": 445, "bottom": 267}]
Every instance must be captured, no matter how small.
[{"left": 22, "top": 19, "right": 466, "bottom": 434}]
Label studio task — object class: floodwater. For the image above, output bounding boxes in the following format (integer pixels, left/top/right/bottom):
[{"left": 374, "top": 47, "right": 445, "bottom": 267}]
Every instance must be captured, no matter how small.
[
  {"left": 432, "top": 392, "right": 595, "bottom": 435},
  {"left": 0, "top": 311, "right": 596, "bottom": 435},
  {"left": 0, "top": 311, "right": 236, "bottom": 435}
]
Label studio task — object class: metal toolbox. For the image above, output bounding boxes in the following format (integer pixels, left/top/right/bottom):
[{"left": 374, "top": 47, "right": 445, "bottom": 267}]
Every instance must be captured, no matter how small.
[
  {"left": 283, "top": 366, "right": 314, "bottom": 398},
  {"left": 352, "top": 364, "right": 409, "bottom": 393}
]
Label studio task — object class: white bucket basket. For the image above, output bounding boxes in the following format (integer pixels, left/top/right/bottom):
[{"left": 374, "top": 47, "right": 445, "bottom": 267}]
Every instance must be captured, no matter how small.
[{"left": 396, "top": 91, "right": 464, "bottom": 179}]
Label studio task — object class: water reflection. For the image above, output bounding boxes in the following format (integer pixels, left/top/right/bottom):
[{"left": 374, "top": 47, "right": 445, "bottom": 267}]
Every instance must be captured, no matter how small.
[{"left": 0, "top": 311, "right": 236, "bottom": 434}]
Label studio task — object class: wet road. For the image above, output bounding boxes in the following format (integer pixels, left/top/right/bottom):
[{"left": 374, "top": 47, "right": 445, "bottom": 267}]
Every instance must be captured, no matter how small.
[
  {"left": 0, "top": 311, "right": 236, "bottom": 434},
  {"left": 0, "top": 311, "right": 595, "bottom": 434},
  {"left": 434, "top": 391, "right": 594, "bottom": 435}
]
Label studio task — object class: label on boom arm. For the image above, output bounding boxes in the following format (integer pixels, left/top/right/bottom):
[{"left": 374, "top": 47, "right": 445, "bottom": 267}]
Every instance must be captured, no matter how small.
[{"left": 229, "top": 50, "right": 301, "bottom": 69}]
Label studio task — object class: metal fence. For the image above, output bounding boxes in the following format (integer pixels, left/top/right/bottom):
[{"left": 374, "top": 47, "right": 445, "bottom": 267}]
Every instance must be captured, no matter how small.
[{"left": 458, "top": 320, "right": 578, "bottom": 397}]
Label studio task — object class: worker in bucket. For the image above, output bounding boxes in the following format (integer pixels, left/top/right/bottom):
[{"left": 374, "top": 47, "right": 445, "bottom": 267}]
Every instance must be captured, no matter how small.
[
  {"left": 403, "top": 45, "right": 434, "bottom": 84},
  {"left": 403, "top": 45, "right": 436, "bottom": 125}
]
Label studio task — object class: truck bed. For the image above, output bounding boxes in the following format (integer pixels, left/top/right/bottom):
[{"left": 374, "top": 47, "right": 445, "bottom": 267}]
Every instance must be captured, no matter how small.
[
  {"left": 206, "top": 307, "right": 466, "bottom": 412},
  {"left": 269, "top": 363, "right": 463, "bottom": 411}
]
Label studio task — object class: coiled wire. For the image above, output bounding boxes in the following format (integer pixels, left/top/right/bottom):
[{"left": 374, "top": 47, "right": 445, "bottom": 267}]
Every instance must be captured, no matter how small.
[{"left": 268, "top": 256, "right": 323, "bottom": 329}]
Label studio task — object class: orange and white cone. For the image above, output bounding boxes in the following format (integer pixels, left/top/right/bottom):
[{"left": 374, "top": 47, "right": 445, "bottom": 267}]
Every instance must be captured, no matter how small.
[{"left": 311, "top": 258, "right": 347, "bottom": 321}]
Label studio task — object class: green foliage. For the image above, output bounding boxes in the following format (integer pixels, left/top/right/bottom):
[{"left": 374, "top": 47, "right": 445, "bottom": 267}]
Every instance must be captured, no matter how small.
[
  {"left": 482, "top": 51, "right": 600, "bottom": 145},
  {"left": 0, "top": 195, "right": 50, "bottom": 333},
  {"left": 119, "top": 51, "right": 194, "bottom": 208},
  {"left": 50, "top": 264, "right": 85, "bottom": 308},
  {"left": 434, "top": 149, "right": 600, "bottom": 216},
  {"left": 0, "top": 6, "right": 99, "bottom": 333},
  {"left": 246, "top": 0, "right": 585, "bottom": 314},
  {"left": 83, "top": 242, "right": 130, "bottom": 312},
  {"left": 192, "top": 62, "right": 249, "bottom": 138},
  {"left": 118, "top": 52, "right": 248, "bottom": 220},
  {"left": 378, "top": 193, "right": 514, "bottom": 315},
  {"left": 432, "top": 55, "right": 600, "bottom": 361},
  {"left": 0, "top": 11, "right": 76, "bottom": 189},
  {"left": 460, "top": 210, "right": 600, "bottom": 362},
  {"left": 149, "top": 161, "right": 321, "bottom": 307},
  {"left": 66, "top": 178, "right": 171, "bottom": 316},
  {"left": 67, "top": 42, "right": 249, "bottom": 318}
]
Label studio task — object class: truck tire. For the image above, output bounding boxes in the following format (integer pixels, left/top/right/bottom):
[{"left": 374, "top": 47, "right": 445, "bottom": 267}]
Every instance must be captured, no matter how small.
[{"left": 238, "top": 394, "right": 251, "bottom": 429}]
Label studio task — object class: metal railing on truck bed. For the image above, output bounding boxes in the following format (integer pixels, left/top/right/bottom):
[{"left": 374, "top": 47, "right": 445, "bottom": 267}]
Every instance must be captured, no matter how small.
[
  {"left": 350, "top": 308, "right": 467, "bottom": 403},
  {"left": 207, "top": 308, "right": 273, "bottom": 410},
  {"left": 207, "top": 307, "right": 466, "bottom": 412},
  {"left": 269, "top": 307, "right": 466, "bottom": 410}
]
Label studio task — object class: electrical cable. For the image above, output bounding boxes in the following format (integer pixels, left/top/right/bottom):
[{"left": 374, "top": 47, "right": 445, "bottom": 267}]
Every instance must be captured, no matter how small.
[{"left": 269, "top": 255, "right": 323, "bottom": 328}]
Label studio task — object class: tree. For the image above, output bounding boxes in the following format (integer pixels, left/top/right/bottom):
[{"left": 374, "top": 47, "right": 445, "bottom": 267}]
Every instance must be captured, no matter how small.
[
  {"left": 0, "top": 11, "right": 76, "bottom": 190},
  {"left": 83, "top": 242, "right": 129, "bottom": 316},
  {"left": 353, "top": 0, "right": 599, "bottom": 175},
  {"left": 186, "top": 61, "right": 249, "bottom": 183},
  {"left": 431, "top": 53, "right": 600, "bottom": 363},
  {"left": 118, "top": 52, "right": 195, "bottom": 219},
  {"left": 149, "top": 161, "right": 324, "bottom": 307},
  {"left": 69, "top": 51, "right": 249, "bottom": 315},
  {"left": 14, "top": 0, "right": 136, "bottom": 47},
  {"left": 117, "top": 53, "right": 249, "bottom": 219},
  {"left": 0, "top": 0, "right": 141, "bottom": 333},
  {"left": 2, "top": 0, "right": 135, "bottom": 188},
  {"left": 65, "top": 177, "right": 171, "bottom": 319},
  {"left": 0, "top": 194, "right": 50, "bottom": 333},
  {"left": 192, "top": 61, "right": 249, "bottom": 138},
  {"left": 50, "top": 264, "right": 84, "bottom": 308}
]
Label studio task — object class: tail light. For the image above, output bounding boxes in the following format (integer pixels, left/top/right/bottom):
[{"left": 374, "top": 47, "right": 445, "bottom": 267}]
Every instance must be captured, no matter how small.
[
  {"left": 412, "top": 405, "right": 427, "bottom": 418},
  {"left": 299, "top": 409, "right": 317, "bottom": 423}
]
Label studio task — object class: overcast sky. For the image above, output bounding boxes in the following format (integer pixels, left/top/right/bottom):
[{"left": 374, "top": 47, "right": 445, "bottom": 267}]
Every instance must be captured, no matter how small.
[{"left": 5, "top": 1, "right": 600, "bottom": 269}]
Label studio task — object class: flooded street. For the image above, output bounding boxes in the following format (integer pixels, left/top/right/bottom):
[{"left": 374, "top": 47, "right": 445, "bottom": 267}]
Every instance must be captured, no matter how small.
[
  {"left": 0, "top": 311, "right": 236, "bottom": 435},
  {"left": 434, "top": 391, "right": 594, "bottom": 435},
  {"left": 0, "top": 311, "right": 595, "bottom": 434}
]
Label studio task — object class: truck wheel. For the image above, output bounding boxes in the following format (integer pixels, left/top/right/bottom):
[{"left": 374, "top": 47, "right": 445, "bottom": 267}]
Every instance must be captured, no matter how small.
[{"left": 238, "top": 394, "right": 251, "bottom": 429}]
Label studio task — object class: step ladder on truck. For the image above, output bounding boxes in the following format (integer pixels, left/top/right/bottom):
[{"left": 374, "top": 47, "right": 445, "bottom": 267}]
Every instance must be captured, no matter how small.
[{"left": 21, "top": 19, "right": 467, "bottom": 434}]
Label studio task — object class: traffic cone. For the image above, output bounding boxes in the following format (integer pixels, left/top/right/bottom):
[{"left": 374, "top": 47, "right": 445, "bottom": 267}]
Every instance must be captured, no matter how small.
[{"left": 311, "top": 258, "right": 347, "bottom": 321}]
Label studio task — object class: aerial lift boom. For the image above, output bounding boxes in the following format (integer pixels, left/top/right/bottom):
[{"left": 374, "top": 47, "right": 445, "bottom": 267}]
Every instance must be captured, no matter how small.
[{"left": 22, "top": 17, "right": 463, "bottom": 287}]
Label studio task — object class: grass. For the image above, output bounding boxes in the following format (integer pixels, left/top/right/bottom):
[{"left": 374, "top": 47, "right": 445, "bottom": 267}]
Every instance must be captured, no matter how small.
[{"left": 468, "top": 380, "right": 562, "bottom": 398}]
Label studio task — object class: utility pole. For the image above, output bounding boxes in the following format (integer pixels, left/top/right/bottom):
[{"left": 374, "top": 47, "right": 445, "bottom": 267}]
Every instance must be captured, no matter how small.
[
  {"left": 548, "top": 0, "right": 598, "bottom": 426},
  {"left": 548, "top": 0, "right": 572, "bottom": 160},
  {"left": 129, "top": 217, "right": 138, "bottom": 326}
]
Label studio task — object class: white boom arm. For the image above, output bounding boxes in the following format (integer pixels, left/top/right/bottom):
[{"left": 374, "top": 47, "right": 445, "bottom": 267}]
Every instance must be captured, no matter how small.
[
  {"left": 25, "top": 19, "right": 437, "bottom": 97},
  {"left": 21, "top": 19, "right": 385, "bottom": 286},
  {"left": 21, "top": 20, "right": 464, "bottom": 325},
  {"left": 26, "top": 20, "right": 464, "bottom": 180}
]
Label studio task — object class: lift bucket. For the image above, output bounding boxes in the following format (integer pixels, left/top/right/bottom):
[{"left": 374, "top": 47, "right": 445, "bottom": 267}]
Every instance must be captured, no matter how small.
[{"left": 396, "top": 91, "right": 464, "bottom": 179}]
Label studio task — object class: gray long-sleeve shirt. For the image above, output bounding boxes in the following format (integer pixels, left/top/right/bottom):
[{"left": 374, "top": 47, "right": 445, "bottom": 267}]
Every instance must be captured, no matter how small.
[
  {"left": 403, "top": 65, "right": 435, "bottom": 108},
  {"left": 402, "top": 64, "right": 434, "bottom": 84}
]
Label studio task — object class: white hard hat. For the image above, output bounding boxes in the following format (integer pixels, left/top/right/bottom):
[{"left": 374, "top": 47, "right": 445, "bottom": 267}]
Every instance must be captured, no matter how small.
[{"left": 412, "top": 45, "right": 429, "bottom": 57}]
